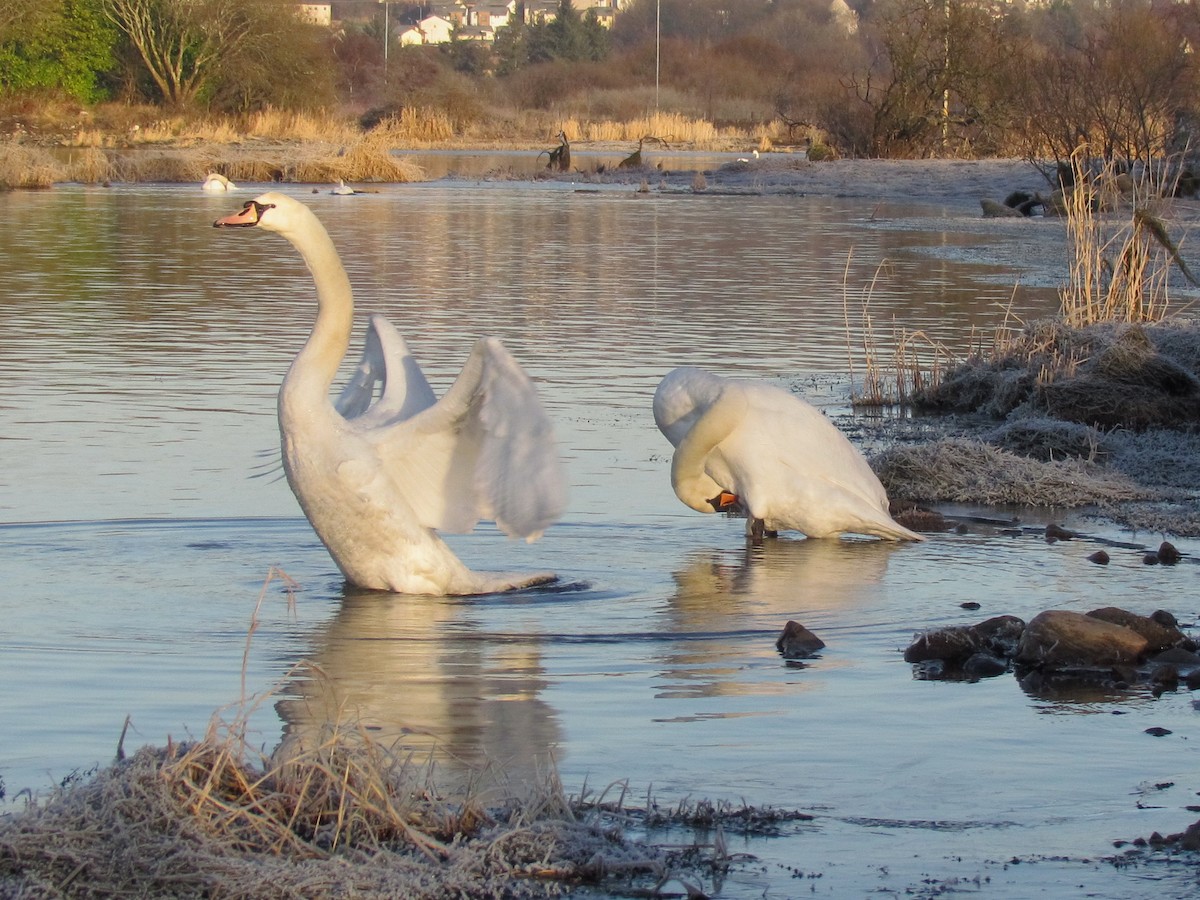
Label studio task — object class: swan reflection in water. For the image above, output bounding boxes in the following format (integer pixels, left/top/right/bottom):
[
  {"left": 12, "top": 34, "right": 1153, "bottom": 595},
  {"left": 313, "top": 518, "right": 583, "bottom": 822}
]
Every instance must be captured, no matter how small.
[
  {"left": 274, "top": 588, "right": 561, "bottom": 794},
  {"left": 655, "top": 538, "right": 903, "bottom": 702}
]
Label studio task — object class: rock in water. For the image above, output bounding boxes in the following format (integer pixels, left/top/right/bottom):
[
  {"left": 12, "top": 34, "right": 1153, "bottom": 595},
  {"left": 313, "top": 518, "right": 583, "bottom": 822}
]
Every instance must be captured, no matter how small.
[
  {"left": 776, "top": 620, "right": 826, "bottom": 659},
  {"left": 1015, "top": 610, "right": 1147, "bottom": 669}
]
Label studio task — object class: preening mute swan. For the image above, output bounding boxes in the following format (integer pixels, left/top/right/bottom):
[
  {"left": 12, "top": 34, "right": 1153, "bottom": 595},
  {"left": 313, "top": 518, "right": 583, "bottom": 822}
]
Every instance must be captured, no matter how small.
[
  {"left": 202, "top": 172, "right": 236, "bottom": 192},
  {"left": 213, "top": 192, "right": 567, "bottom": 595},
  {"left": 653, "top": 367, "right": 922, "bottom": 542}
]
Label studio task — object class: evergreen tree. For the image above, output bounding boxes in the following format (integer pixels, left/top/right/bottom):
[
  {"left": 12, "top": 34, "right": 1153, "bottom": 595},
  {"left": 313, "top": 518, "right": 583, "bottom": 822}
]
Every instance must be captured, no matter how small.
[{"left": 0, "top": 0, "right": 117, "bottom": 102}]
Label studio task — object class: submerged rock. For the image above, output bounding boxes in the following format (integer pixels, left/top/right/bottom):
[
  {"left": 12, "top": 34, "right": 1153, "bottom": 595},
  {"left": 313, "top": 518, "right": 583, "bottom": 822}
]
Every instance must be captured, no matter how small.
[
  {"left": 903, "top": 625, "right": 980, "bottom": 664},
  {"left": 776, "top": 620, "right": 825, "bottom": 659},
  {"left": 1045, "top": 523, "right": 1076, "bottom": 542},
  {"left": 1155, "top": 541, "right": 1182, "bottom": 564},
  {"left": 974, "top": 615, "right": 1026, "bottom": 658},
  {"left": 963, "top": 652, "right": 1009, "bottom": 678}
]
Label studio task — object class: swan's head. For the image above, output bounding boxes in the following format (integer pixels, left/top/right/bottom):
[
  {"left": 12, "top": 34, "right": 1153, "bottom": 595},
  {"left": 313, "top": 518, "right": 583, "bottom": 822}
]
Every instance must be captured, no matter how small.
[
  {"left": 653, "top": 366, "right": 726, "bottom": 447},
  {"left": 212, "top": 192, "right": 317, "bottom": 238}
]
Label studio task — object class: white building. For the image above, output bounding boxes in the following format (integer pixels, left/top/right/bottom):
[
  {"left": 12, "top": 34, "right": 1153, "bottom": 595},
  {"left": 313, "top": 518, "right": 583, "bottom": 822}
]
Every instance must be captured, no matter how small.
[{"left": 296, "top": 4, "right": 333, "bottom": 26}]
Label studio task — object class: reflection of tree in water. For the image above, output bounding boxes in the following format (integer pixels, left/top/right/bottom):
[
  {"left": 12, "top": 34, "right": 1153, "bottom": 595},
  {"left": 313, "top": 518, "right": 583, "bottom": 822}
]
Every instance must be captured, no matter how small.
[
  {"left": 656, "top": 539, "right": 904, "bottom": 701},
  {"left": 274, "top": 589, "right": 561, "bottom": 795}
]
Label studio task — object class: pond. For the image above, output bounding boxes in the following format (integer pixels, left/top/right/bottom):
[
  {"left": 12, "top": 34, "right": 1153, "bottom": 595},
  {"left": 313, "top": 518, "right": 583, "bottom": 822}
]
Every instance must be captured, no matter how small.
[{"left": 1, "top": 171, "right": 1197, "bottom": 897}]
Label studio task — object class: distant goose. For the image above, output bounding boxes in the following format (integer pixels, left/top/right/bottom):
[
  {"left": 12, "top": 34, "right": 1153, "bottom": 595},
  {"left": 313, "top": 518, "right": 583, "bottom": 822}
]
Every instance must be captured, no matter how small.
[{"left": 653, "top": 366, "right": 923, "bottom": 542}]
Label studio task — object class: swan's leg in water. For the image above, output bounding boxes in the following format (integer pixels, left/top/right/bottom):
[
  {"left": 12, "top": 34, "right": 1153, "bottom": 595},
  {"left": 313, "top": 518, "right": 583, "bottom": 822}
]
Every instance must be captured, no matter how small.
[{"left": 747, "top": 518, "right": 779, "bottom": 543}]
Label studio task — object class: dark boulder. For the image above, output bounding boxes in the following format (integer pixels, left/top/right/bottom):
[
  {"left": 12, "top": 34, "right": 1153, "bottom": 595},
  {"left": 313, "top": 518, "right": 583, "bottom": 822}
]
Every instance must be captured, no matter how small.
[
  {"left": 1086, "top": 607, "right": 1187, "bottom": 654},
  {"left": 776, "top": 620, "right": 825, "bottom": 659},
  {"left": 1015, "top": 610, "right": 1148, "bottom": 669}
]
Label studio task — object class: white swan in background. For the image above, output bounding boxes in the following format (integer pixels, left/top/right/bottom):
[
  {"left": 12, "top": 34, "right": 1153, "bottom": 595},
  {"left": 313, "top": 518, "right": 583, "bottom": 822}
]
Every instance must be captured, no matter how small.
[
  {"left": 331, "top": 179, "right": 357, "bottom": 195},
  {"left": 653, "top": 366, "right": 922, "bottom": 542},
  {"left": 202, "top": 172, "right": 236, "bottom": 192},
  {"left": 213, "top": 192, "right": 567, "bottom": 595}
]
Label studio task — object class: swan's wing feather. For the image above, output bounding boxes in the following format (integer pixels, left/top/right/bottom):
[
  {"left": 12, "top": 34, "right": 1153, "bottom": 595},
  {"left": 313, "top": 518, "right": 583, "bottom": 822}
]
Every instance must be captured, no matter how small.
[
  {"left": 727, "top": 384, "right": 880, "bottom": 507},
  {"left": 372, "top": 337, "right": 566, "bottom": 539},
  {"left": 335, "top": 314, "right": 437, "bottom": 426},
  {"left": 731, "top": 384, "right": 921, "bottom": 537}
]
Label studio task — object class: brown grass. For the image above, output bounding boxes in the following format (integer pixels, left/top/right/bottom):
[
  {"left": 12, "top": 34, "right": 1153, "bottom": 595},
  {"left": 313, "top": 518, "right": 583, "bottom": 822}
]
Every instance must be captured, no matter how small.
[
  {"left": 1059, "top": 149, "right": 1195, "bottom": 326},
  {"left": 0, "top": 143, "right": 61, "bottom": 189},
  {"left": 873, "top": 437, "right": 1153, "bottom": 507},
  {"left": 844, "top": 255, "right": 976, "bottom": 407}
]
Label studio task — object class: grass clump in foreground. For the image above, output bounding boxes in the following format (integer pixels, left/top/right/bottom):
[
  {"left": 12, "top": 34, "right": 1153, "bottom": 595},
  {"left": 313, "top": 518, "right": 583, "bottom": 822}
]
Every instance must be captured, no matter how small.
[{"left": 0, "top": 700, "right": 760, "bottom": 898}]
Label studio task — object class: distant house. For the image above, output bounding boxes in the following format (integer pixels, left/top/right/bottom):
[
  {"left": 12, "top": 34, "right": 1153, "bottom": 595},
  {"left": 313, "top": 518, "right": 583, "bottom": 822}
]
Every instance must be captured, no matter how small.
[
  {"left": 478, "top": 2, "right": 516, "bottom": 29},
  {"left": 398, "top": 25, "right": 424, "bottom": 46},
  {"left": 296, "top": 3, "right": 332, "bottom": 26},
  {"left": 417, "top": 14, "right": 455, "bottom": 43}
]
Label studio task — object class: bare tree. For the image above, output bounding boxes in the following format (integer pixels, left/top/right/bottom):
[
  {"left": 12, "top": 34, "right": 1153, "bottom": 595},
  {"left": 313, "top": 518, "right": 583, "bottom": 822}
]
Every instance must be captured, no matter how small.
[
  {"left": 100, "top": 0, "right": 257, "bottom": 105},
  {"left": 1013, "top": 1, "right": 1195, "bottom": 175}
]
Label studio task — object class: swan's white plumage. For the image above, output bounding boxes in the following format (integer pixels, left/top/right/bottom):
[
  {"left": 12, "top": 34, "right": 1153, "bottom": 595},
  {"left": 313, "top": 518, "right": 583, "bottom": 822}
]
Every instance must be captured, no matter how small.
[
  {"left": 202, "top": 172, "right": 236, "bottom": 191},
  {"left": 214, "top": 192, "right": 566, "bottom": 594},
  {"left": 653, "top": 366, "right": 921, "bottom": 541}
]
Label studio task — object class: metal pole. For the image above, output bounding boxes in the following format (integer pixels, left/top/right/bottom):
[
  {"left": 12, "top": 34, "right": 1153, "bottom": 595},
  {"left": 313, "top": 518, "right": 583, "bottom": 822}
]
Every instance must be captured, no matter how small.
[{"left": 655, "top": 0, "right": 661, "bottom": 112}]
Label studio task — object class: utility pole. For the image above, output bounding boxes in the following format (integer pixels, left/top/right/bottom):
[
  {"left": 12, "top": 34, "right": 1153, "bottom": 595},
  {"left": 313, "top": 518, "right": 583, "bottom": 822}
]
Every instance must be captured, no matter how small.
[
  {"left": 381, "top": 0, "right": 391, "bottom": 78},
  {"left": 655, "top": 0, "right": 661, "bottom": 112}
]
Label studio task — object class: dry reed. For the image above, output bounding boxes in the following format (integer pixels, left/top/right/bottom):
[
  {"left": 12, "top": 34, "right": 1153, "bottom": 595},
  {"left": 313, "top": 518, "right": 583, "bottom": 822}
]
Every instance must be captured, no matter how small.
[
  {"left": 0, "top": 142, "right": 62, "bottom": 189},
  {"left": 1059, "top": 148, "right": 1194, "bottom": 326},
  {"left": 844, "top": 254, "right": 972, "bottom": 407},
  {"left": 62, "top": 146, "right": 115, "bottom": 183}
]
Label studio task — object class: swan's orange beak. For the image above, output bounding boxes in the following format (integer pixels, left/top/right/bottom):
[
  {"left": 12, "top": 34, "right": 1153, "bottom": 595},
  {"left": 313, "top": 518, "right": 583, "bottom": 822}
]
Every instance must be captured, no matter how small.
[
  {"left": 708, "top": 491, "right": 740, "bottom": 512},
  {"left": 214, "top": 200, "right": 272, "bottom": 228}
]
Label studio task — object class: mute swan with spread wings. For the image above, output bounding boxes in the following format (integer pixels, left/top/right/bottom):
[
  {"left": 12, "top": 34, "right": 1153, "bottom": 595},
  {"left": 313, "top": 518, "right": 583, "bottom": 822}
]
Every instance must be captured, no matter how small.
[
  {"left": 653, "top": 367, "right": 921, "bottom": 542},
  {"left": 214, "top": 192, "right": 567, "bottom": 595}
]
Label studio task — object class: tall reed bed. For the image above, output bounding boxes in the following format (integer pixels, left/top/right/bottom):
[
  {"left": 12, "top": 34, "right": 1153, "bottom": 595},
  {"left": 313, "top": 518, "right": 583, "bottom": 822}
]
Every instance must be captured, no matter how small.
[
  {"left": 849, "top": 153, "right": 1196, "bottom": 409},
  {"left": 1059, "top": 150, "right": 1193, "bottom": 326},
  {"left": 0, "top": 143, "right": 61, "bottom": 188}
]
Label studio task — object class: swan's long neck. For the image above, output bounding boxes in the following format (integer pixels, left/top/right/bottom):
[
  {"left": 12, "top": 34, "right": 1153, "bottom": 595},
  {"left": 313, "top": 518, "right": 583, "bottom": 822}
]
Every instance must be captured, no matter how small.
[{"left": 279, "top": 215, "right": 355, "bottom": 418}]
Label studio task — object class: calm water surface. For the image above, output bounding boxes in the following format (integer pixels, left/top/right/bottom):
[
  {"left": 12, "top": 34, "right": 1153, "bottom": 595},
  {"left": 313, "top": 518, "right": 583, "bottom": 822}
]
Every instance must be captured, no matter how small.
[{"left": 1, "top": 179, "right": 1197, "bottom": 897}]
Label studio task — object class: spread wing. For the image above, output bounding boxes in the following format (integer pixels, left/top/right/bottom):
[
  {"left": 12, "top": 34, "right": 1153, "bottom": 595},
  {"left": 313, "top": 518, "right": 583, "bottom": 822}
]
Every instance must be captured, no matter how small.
[
  {"left": 366, "top": 337, "right": 567, "bottom": 540},
  {"left": 335, "top": 314, "right": 437, "bottom": 425}
]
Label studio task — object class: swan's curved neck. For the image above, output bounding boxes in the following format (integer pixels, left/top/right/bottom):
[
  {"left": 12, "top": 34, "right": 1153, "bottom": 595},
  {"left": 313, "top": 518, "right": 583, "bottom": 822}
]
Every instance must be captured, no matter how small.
[{"left": 281, "top": 217, "right": 355, "bottom": 413}]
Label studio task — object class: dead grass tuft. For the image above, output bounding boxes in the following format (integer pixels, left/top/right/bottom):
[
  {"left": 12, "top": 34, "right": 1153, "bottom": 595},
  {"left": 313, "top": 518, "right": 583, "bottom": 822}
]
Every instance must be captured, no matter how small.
[
  {"left": 91, "top": 137, "right": 424, "bottom": 187},
  {"left": 0, "top": 691, "right": 682, "bottom": 898},
  {"left": 873, "top": 437, "right": 1153, "bottom": 507},
  {"left": 913, "top": 318, "right": 1200, "bottom": 428},
  {"left": 289, "top": 131, "right": 424, "bottom": 184},
  {"left": 845, "top": 255, "right": 988, "bottom": 407},
  {"left": 0, "top": 568, "right": 745, "bottom": 899},
  {"left": 0, "top": 142, "right": 63, "bottom": 189},
  {"left": 63, "top": 146, "right": 115, "bottom": 183}
]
